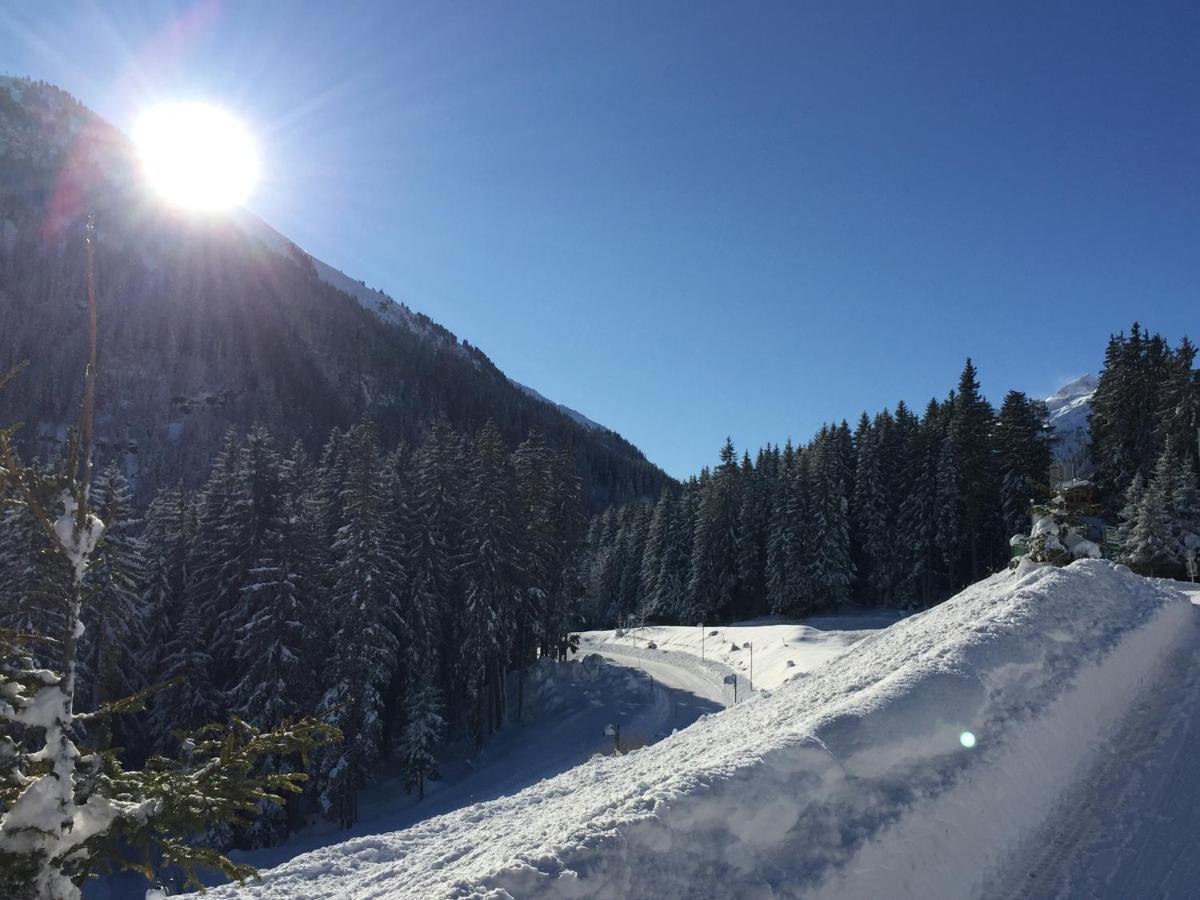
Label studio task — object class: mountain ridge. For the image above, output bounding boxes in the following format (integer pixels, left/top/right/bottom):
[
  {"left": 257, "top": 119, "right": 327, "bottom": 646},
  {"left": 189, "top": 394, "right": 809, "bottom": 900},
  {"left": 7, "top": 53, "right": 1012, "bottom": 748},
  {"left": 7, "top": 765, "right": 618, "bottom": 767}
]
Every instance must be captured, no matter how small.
[{"left": 0, "top": 76, "right": 669, "bottom": 508}]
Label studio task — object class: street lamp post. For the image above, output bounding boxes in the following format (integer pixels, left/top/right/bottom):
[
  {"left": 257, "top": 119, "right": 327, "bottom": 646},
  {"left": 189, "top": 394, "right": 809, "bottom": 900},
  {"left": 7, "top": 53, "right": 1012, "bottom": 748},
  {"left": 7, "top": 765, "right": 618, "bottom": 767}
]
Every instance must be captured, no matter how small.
[
  {"left": 723, "top": 673, "right": 738, "bottom": 704},
  {"left": 605, "top": 722, "right": 621, "bottom": 754}
]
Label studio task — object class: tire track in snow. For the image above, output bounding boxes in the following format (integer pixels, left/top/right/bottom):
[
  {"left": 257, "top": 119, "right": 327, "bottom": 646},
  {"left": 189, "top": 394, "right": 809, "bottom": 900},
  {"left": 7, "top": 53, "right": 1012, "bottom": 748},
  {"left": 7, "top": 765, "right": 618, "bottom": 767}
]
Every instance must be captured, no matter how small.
[{"left": 983, "top": 611, "right": 1200, "bottom": 900}]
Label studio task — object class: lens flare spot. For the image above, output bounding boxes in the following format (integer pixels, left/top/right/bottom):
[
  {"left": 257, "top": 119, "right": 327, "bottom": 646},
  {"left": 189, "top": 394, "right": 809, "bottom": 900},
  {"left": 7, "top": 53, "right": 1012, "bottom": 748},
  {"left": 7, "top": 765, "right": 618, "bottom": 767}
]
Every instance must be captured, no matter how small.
[{"left": 960, "top": 730, "right": 977, "bottom": 749}]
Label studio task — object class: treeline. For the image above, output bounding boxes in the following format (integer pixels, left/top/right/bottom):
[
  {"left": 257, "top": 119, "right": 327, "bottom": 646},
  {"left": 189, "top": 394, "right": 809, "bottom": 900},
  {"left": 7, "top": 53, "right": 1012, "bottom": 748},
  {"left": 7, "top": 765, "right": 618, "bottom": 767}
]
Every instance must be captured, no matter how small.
[
  {"left": 0, "top": 418, "right": 586, "bottom": 844},
  {"left": 1095, "top": 325, "right": 1200, "bottom": 576},
  {"left": 581, "top": 359, "right": 1057, "bottom": 624}
]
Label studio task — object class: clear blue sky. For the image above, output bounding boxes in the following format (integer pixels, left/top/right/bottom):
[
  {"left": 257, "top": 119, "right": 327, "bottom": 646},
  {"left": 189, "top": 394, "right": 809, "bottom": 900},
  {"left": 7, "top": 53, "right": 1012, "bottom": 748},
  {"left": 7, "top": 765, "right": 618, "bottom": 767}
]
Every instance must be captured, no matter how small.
[{"left": 3, "top": 1, "right": 1197, "bottom": 477}]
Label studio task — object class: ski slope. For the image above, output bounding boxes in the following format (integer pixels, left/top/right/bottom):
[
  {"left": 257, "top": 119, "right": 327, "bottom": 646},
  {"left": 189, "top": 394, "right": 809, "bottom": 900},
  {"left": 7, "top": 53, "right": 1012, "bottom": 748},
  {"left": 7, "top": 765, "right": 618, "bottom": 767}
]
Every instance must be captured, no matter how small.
[{"left": 203, "top": 561, "right": 1195, "bottom": 899}]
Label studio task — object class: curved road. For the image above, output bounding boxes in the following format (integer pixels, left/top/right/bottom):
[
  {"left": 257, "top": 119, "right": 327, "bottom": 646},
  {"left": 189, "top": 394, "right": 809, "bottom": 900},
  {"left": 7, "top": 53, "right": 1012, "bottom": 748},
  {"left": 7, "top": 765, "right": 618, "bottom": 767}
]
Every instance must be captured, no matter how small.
[{"left": 595, "top": 646, "right": 730, "bottom": 708}]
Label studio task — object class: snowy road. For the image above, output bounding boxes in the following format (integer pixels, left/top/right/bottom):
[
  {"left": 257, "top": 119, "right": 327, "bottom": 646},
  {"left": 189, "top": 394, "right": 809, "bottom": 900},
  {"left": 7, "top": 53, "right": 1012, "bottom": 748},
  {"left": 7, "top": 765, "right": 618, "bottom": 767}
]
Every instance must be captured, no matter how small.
[
  {"left": 984, "top": 585, "right": 1200, "bottom": 900},
  {"left": 592, "top": 645, "right": 732, "bottom": 709}
]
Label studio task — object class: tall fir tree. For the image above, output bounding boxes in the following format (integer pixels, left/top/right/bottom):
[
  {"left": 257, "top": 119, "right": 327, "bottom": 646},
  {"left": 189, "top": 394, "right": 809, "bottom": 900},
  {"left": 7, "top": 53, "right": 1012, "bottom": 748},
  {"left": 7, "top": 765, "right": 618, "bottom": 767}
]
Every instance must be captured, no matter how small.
[
  {"left": 688, "top": 439, "right": 742, "bottom": 621},
  {"left": 318, "top": 422, "right": 405, "bottom": 828}
]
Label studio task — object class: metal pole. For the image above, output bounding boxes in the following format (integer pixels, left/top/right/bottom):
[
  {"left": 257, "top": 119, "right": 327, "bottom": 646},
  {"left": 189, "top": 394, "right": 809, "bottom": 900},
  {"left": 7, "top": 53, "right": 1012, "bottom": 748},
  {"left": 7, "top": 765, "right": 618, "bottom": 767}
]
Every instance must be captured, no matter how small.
[
  {"left": 749, "top": 643, "right": 753, "bottom": 691},
  {"left": 700, "top": 623, "right": 704, "bottom": 662}
]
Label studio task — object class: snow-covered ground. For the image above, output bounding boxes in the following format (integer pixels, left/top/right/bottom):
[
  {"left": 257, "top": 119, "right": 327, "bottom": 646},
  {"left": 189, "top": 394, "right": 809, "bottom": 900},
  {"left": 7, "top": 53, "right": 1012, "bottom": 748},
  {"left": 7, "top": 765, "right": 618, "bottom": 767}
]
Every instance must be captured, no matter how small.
[
  {"left": 93, "top": 655, "right": 720, "bottom": 899},
  {"left": 581, "top": 609, "right": 903, "bottom": 692},
  {"left": 203, "top": 561, "right": 1195, "bottom": 899},
  {"left": 984, "top": 581, "right": 1200, "bottom": 900}
]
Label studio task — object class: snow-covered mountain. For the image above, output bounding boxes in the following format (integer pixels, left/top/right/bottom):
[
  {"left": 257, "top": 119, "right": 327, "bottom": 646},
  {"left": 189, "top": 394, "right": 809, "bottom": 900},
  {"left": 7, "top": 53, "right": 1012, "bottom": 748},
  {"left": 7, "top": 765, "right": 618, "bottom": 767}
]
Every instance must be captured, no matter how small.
[
  {"left": 509, "top": 379, "right": 606, "bottom": 433},
  {"left": 0, "top": 77, "right": 662, "bottom": 507},
  {"left": 207, "top": 562, "right": 1199, "bottom": 899},
  {"left": 234, "top": 208, "right": 609, "bottom": 434},
  {"left": 1045, "top": 373, "right": 1097, "bottom": 463}
]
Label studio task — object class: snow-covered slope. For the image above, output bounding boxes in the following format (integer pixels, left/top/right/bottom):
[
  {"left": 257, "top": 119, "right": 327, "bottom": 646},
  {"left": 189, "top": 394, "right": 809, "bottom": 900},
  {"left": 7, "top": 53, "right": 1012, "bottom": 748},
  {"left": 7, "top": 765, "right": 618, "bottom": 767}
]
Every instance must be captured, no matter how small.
[
  {"left": 229, "top": 208, "right": 609, "bottom": 432},
  {"left": 1045, "top": 374, "right": 1097, "bottom": 462},
  {"left": 229, "top": 209, "right": 443, "bottom": 339},
  {"left": 204, "top": 561, "right": 1193, "bottom": 899},
  {"left": 509, "top": 379, "right": 606, "bottom": 433}
]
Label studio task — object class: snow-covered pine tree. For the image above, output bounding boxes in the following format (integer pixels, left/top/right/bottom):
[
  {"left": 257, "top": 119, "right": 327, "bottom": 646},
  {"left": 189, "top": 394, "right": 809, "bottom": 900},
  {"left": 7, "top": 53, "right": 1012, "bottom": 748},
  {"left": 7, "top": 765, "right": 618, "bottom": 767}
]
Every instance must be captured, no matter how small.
[
  {"left": 0, "top": 488, "right": 71, "bottom": 654},
  {"left": 78, "top": 462, "right": 147, "bottom": 750},
  {"left": 639, "top": 488, "right": 672, "bottom": 620},
  {"left": 735, "top": 449, "right": 770, "bottom": 616},
  {"left": 318, "top": 421, "right": 404, "bottom": 829},
  {"left": 585, "top": 506, "right": 619, "bottom": 623},
  {"left": 934, "top": 427, "right": 961, "bottom": 583},
  {"left": 313, "top": 426, "right": 348, "bottom": 550},
  {"left": 511, "top": 430, "right": 555, "bottom": 678},
  {"left": 1156, "top": 336, "right": 1200, "bottom": 473},
  {"left": 950, "top": 359, "right": 1000, "bottom": 581},
  {"left": 152, "top": 590, "right": 223, "bottom": 743},
  {"left": 406, "top": 420, "right": 466, "bottom": 735},
  {"left": 460, "top": 420, "right": 524, "bottom": 746},
  {"left": 179, "top": 430, "right": 243, "bottom": 695},
  {"left": 809, "top": 427, "right": 854, "bottom": 608},
  {"left": 227, "top": 428, "right": 317, "bottom": 726},
  {"left": 993, "top": 390, "right": 1055, "bottom": 539},
  {"left": 852, "top": 414, "right": 892, "bottom": 605},
  {"left": 138, "top": 485, "right": 191, "bottom": 756},
  {"left": 653, "top": 478, "right": 696, "bottom": 621},
  {"left": 541, "top": 447, "right": 586, "bottom": 658},
  {"left": 687, "top": 438, "right": 741, "bottom": 621},
  {"left": 400, "top": 672, "right": 445, "bottom": 801},
  {"left": 1120, "top": 448, "right": 1178, "bottom": 576},
  {"left": 765, "top": 443, "right": 794, "bottom": 614},
  {"left": 618, "top": 502, "right": 651, "bottom": 622},
  {"left": 1090, "top": 324, "right": 1179, "bottom": 505},
  {"left": 895, "top": 401, "right": 942, "bottom": 607},
  {"left": 207, "top": 427, "right": 288, "bottom": 690},
  {"left": 1170, "top": 457, "right": 1200, "bottom": 563},
  {"left": 767, "top": 443, "right": 815, "bottom": 615},
  {"left": 1116, "top": 472, "right": 1146, "bottom": 553}
]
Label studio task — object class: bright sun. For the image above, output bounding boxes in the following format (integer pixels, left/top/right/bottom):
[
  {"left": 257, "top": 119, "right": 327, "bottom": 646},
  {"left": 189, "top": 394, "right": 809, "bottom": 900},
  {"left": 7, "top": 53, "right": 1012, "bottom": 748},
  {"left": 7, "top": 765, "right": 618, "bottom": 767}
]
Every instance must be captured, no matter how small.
[{"left": 133, "top": 102, "right": 259, "bottom": 210}]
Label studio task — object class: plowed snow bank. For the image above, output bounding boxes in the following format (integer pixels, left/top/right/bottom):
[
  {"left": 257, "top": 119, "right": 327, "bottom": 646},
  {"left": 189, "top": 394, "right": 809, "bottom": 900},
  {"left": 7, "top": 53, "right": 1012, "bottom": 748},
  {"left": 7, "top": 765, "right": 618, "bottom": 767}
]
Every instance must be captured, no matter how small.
[{"left": 206, "top": 561, "right": 1192, "bottom": 899}]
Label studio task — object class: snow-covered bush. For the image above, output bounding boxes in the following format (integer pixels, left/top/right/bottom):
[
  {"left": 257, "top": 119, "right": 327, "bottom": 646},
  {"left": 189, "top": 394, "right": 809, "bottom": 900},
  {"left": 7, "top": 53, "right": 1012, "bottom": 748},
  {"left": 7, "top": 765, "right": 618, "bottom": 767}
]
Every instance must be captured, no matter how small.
[{"left": 1020, "top": 493, "right": 1101, "bottom": 566}]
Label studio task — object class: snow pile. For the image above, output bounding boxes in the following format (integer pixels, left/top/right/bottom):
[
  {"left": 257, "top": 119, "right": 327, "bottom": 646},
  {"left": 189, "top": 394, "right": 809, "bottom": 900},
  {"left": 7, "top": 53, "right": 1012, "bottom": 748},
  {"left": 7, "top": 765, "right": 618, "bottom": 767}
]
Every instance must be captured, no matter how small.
[
  {"left": 202, "top": 561, "right": 1192, "bottom": 900},
  {"left": 581, "top": 612, "right": 898, "bottom": 691}
]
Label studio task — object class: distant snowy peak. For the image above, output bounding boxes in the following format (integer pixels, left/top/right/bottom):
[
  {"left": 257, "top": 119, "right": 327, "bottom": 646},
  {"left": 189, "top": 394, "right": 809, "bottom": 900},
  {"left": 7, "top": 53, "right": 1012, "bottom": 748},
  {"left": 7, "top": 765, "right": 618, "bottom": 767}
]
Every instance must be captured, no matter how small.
[
  {"left": 230, "top": 209, "right": 610, "bottom": 433},
  {"left": 1045, "top": 374, "right": 1098, "bottom": 420},
  {"left": 1045, "top": 374, "right": 1097, "bottom": 463}
]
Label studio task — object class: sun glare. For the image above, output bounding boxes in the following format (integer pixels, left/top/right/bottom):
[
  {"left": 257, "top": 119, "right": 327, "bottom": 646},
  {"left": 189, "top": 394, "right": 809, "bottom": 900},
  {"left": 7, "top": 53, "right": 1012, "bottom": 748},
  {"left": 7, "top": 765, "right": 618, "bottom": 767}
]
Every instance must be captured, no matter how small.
[{"left": 133, "top": 102, "right": 259, "bottom": 211}]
